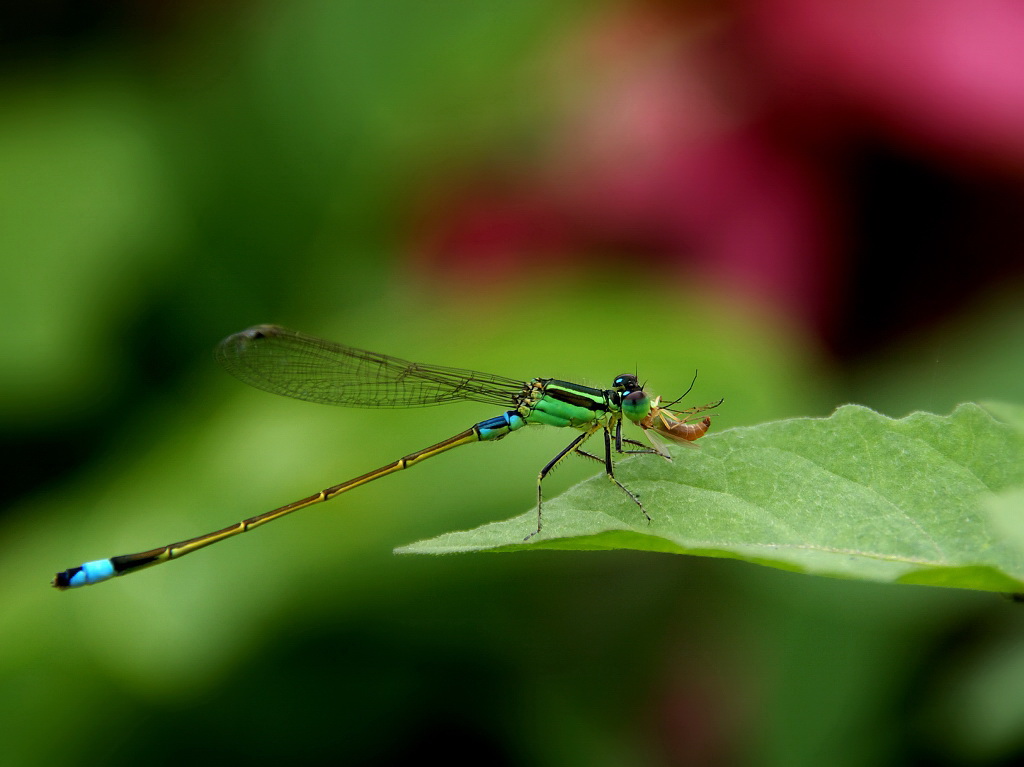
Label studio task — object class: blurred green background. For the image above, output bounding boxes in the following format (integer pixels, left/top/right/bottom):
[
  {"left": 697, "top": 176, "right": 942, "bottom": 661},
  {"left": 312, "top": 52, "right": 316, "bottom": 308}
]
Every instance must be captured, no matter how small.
[{"left": 2, "top": 2, "right": 1023, "bottom": 765}]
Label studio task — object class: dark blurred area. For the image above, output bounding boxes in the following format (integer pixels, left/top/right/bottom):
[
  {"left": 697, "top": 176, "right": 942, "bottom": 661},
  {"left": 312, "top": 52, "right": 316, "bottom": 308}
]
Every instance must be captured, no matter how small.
[{"left": 2, "top": 1, "right": 1023, "bottom": 765}]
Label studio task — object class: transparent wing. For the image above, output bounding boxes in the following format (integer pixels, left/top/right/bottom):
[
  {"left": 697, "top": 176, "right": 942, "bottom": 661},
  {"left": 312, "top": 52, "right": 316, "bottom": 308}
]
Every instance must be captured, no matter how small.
[{"left": 214, "top": 325, "right": 527, "bottom": 409}]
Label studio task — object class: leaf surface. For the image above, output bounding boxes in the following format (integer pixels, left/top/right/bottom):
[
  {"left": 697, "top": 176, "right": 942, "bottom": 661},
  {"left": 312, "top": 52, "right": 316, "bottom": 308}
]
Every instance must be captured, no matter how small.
[{"left": 398, "top": 404, "right": 1024, "bottom": 592}]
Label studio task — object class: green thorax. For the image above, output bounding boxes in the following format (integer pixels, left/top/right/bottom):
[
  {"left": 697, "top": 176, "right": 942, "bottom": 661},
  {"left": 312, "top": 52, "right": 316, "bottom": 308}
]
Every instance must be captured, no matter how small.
[{"left": 518, "top": 377, "right": 652, "bottom": 430}]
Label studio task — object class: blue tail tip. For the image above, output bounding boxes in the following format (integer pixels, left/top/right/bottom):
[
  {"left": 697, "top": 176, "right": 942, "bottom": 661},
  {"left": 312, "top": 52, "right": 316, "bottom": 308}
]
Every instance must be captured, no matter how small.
[{"left": 52, "top": 559, "right": 116, "bottom": 590}]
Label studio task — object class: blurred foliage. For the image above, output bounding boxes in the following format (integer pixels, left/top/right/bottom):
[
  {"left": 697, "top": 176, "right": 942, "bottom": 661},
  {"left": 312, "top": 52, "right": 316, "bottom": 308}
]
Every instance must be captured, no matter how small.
[{"left": 1, "top": 2, "right": 1023, "bottom": 766}]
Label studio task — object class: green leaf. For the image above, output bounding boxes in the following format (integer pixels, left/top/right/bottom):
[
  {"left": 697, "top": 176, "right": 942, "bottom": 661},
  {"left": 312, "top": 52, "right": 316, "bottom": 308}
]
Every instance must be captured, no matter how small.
[
  {"left": 981, "top": 400, "right": 1024, "bottom": 434},
  {"left": 398, "top": 404, "right": 1024, "bottom": 593}
]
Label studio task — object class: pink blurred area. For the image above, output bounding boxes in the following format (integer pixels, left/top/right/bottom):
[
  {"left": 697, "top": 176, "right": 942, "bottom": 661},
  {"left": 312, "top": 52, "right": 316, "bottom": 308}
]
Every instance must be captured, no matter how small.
[
  {"left": 413, "top": 0, "right": 1024, "bottom": 354},
  {"left": 750, "top": 0, "right": 1024, "bottom": 165}
]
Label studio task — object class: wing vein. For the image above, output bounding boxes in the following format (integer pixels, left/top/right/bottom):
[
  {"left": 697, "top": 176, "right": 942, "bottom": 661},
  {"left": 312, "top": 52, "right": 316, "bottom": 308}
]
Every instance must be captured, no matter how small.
[{"left": 214, "top": 325, "right": 526, "bottom": 409}]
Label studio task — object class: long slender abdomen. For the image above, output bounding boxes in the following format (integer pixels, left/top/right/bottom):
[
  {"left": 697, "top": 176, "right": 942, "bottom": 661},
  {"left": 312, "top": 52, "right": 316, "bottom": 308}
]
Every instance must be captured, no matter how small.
[{"left": 52, "top": 419, "right": 511, "bottom": 589}]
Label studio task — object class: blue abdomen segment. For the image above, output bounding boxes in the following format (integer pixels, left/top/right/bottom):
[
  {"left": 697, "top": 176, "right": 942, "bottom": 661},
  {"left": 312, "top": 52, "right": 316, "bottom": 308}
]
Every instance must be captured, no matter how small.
[
  {"left": 53, "top": 558, "right": 116, "bottom": 589},
  {"left": 475, "top": 411, "right": 526, "bottom": 441}
]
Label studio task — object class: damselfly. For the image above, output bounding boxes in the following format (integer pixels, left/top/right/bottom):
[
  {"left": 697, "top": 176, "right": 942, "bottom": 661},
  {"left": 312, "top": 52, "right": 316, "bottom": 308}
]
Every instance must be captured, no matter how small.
[{"left": 53, "top": 325, "right": 721, "bottom": 589}]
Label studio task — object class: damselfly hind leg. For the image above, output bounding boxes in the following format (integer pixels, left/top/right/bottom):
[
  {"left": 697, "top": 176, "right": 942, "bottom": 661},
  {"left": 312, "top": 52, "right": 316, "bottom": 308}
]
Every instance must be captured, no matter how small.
[{"left": 524, "top": 426, "right": 599, "bottom": 541}]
